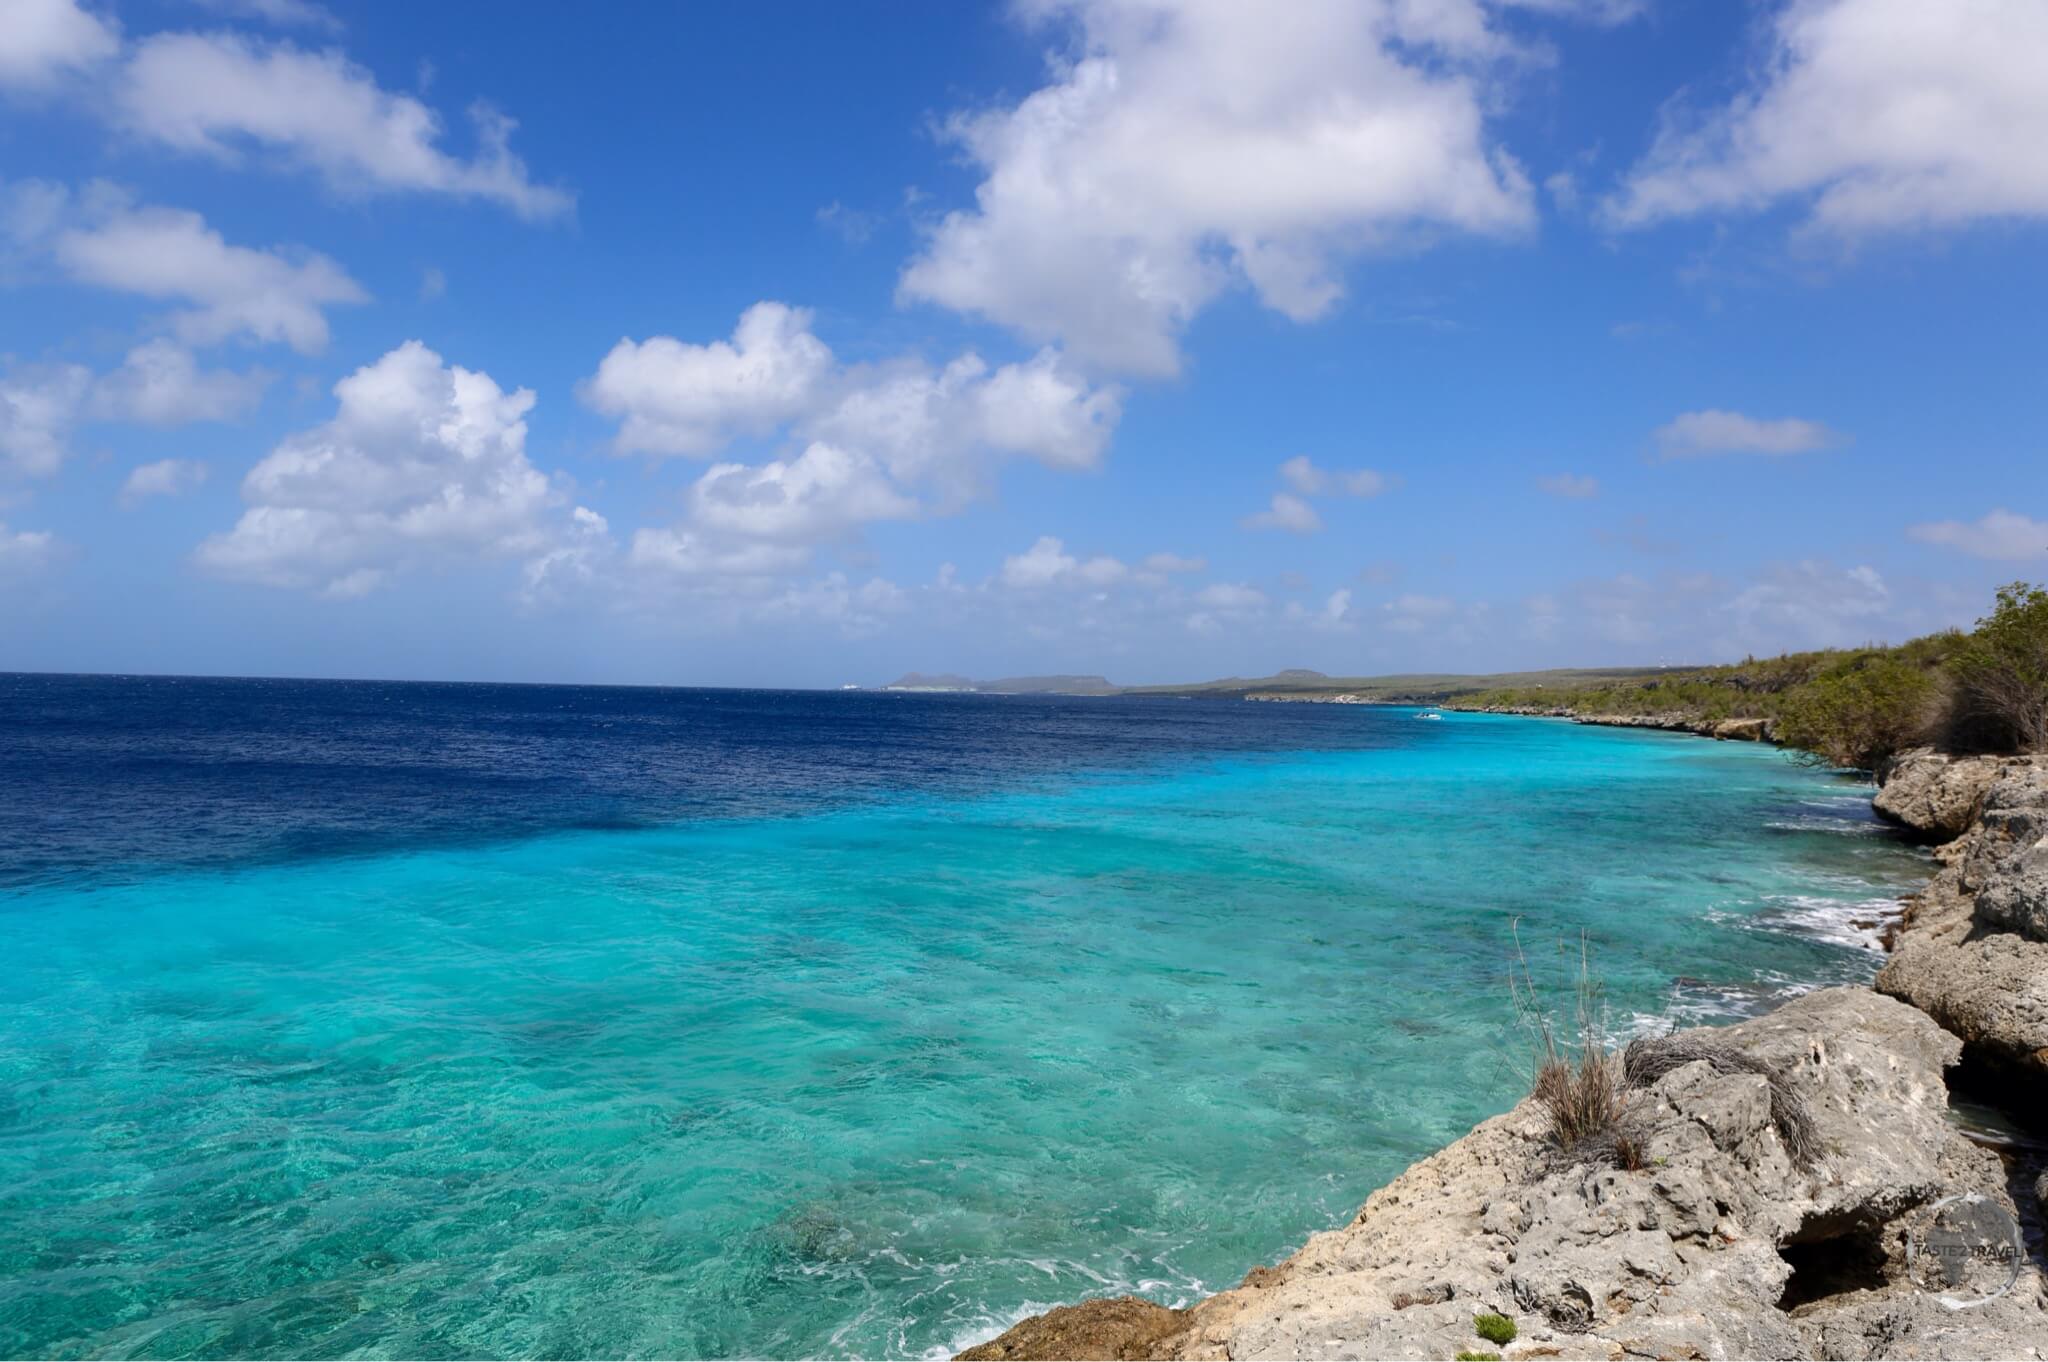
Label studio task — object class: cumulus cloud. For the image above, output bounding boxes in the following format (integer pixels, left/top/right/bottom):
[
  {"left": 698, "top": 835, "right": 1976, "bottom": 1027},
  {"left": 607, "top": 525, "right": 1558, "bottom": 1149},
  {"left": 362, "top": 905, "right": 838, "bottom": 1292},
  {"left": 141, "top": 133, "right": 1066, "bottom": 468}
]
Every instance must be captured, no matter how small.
[
  {"left": 1279, "top": 455, "right": 1387, "bottom": 498},
  {"left": 55, "top": 198, "right": 366, "bottom": 353},
  {"left": 687, "top": 443, "right": 918, "bottom": 544},
  {"left": 114, "top": 32, "right": 570, "bottom": 220},
  {"left": 0, "top": 0, "right": 118, "bottom": 90},
  {"left": 1141, "top": 551, "right": 1205, "bottom": 574},
  {"left": 1653, "top": 409, "right": 1841, "bottom": 459},
  {"left": 1908, "top": 508, "right": 2048, "bottom": 561},
  {"left": 91, "top": 339, "right": 268, "bottom": 424},
  {"left": 587, "top": 303, "right": 1123, "bottom": 588},
  {"left": 586, "top": 304, "right": 1122, "bottom": 497},
  {"left": 1608, "top": 0, "right": 2048, "bottom": 234},
  {"left": 1537, "top": 472, "right": 1599, "bottom": 498},
  {"left": 0, "top": 362, "right": 92, "bottom": 476},
  {"left": 897, "top": 0, "right": 1537, "bottom": 375},
  {"left": 119, "top": 457, "right": 209, "bottom": 507},
  {"left": 999, "top": 535, "right": 1128, "bottom": 589},
  {"left": 1243, "top": 491, "right": 1323, "bottom": 534},
  {"left": 583, "top": 303, "right": 834, "bottom": 457},
  {"left": 1, "top": 341, "right": 263, "bottom": 478},
  {"left": 197, "top": 340, "right": 598, "bottom": 595}
]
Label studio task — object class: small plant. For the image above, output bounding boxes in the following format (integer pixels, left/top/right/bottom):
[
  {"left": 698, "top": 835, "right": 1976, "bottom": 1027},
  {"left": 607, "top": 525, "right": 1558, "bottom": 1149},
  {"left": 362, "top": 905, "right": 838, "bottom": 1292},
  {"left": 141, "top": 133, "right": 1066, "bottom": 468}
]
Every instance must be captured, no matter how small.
[
  {"left": 1455, "top": 1352, "right": 1502, "bottom": 1361},
  {"left": 1473, "top": 1311, "right": 1517, "bottom": 1345},
  {"left": 1511, "top": 926, "right": 1633, "bottom": 1164}
]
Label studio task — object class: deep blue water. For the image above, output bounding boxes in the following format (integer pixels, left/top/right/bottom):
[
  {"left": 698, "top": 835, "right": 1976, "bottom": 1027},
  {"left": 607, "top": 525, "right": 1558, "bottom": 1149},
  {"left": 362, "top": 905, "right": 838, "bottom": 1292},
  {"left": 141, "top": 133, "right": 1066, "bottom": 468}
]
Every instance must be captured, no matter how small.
[{"left": 0, "top": 675, "right": 1926, "bottom": 1358}]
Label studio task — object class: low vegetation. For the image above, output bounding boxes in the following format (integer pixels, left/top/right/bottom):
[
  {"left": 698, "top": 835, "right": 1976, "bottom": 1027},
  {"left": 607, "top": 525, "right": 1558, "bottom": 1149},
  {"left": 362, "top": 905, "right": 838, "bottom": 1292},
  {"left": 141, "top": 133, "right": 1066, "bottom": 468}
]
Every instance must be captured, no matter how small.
[
  {"left": 1473, "top": 1313, "right": 1518, "bottom": 1346},
  {"left": 1513, "top": 927, "right": 1819, "bottom": 1176},
  {"left": 1458, "top": 581, "right": 2048, "bottom": 769}
]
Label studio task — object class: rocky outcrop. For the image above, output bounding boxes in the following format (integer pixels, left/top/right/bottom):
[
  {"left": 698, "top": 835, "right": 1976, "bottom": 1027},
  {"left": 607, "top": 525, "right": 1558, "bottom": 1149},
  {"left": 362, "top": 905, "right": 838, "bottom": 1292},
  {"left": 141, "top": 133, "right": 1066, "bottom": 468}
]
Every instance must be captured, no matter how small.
[
  {"left": 963, "top": 990, "right": 2047, "bottom": 1361},
  {"left": 1873, "top": 748, "right": 2007, "bottom": 841},
  {"left": 1457, "top": 707, "right": 1777, "bottom": 742},
  {"left": 1877, "top": 756, "right": 2048, "bottom": 1079}
]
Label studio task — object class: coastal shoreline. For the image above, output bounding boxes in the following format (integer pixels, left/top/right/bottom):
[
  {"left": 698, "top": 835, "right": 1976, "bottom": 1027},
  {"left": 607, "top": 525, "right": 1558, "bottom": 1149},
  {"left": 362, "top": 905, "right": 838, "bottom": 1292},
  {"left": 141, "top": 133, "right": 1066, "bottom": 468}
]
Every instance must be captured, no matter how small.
[{"left": 960, "top": 724, "right": 2048, "bottom": 1361}]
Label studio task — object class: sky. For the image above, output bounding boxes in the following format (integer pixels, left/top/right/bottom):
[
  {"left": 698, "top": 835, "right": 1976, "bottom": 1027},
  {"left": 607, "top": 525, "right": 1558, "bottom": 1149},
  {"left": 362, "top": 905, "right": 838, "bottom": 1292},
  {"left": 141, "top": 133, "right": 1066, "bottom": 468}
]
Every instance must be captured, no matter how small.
[{"left": 1, "top": 0, "right": 2043, "bottom": 688}]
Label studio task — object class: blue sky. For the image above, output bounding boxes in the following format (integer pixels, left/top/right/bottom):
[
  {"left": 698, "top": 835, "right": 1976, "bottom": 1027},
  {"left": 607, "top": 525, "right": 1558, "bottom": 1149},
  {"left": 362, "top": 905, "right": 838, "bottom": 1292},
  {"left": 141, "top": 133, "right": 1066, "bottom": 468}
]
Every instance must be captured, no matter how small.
[{"left": 2, "top": 0, "right": 2042, "bottom": 686}]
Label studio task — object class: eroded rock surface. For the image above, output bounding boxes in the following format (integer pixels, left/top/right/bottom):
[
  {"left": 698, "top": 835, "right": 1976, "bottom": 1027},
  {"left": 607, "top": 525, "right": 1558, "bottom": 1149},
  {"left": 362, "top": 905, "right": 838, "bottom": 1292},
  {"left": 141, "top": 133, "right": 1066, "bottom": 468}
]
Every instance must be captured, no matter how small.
[
  {"left": 1873, "top": 748, "right": 2007, "bottom": 841},
  {"left": 1878, "top": 757, "right": 2048, "bottom": 1078},
  {"left": 960, "top": 990, "right": 2047, "bottom": 1361}
]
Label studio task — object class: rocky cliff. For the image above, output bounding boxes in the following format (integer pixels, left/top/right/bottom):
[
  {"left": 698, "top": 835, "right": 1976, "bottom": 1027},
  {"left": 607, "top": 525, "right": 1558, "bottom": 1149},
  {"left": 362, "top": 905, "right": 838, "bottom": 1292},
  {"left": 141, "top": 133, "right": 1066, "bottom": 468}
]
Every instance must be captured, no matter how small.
[
  {"left": 1875, "top": 752, "right": 2048, "bottom": 1083},
  {"left": 962, "top": 990, "right": 2045, "bottom": 1360},
  {"left": 962, "top": 750, "right": 2048, "bottom": 1362}
]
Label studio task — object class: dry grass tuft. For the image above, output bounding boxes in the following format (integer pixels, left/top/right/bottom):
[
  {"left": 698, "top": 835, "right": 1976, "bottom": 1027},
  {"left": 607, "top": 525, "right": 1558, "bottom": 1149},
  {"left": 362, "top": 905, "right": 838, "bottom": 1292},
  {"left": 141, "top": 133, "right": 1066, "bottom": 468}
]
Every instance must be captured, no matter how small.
[
  {"left": 1621, "top": 1032, "right": 1821, "bottom": 1169},
  {"left": 1509, "top": 925, "right": 1817, "bottom": 1172},
  {"left": 1511, "top": 925, "right": 1638, "bottom": 1164}
]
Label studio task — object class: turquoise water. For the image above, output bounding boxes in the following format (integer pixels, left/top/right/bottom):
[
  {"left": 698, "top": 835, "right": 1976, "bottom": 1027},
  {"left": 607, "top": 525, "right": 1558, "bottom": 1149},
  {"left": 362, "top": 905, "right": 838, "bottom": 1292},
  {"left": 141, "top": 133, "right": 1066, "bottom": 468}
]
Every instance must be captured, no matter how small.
[{"left": 1, "top": 694, "right": 1925, "bottom": 1359}]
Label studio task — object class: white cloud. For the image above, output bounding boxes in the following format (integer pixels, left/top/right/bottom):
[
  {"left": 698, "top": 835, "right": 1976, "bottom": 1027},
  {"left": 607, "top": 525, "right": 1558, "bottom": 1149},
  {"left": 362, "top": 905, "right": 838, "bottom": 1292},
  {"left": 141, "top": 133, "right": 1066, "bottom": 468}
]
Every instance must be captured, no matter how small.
[
  {"left": 197, "top": 340, "right": 597, "bottom": 594},
  {"left": 187, "top": 0, "right": 342, "bottom": 32},
  {"left": 687, "top": 443, "right": 918, "bottom": 544},
  {"left": 1141, "top": 551, "right": 1205, "bottom": 574},
  {"left": 1382, "top": 592, "right": 1456, "bottom": 633},
  {"left": 999, "top": 534, "right": 1128, "bottom": 589},
  {"left": 586, "top": 303, "right": 1123, "bottom": 591},
  {"left": 897, "top": 0, "right": 1537, "bottom": 375},
  {"left": 1, "top": 340, "right": 264, "bottom": 478},
  {"left": 1908, "top": 508, "right": 2048, "bottom": 561},
  {"left": 114, "top": 32, "right": 569, "bottom": 220},
  {"left": 1244, "top": 491, "right": 1323, "bottom": 534},
  {"left": 1536, "top": 472, "right": 1599, "bottom": 498},
  {"left": 92, "top": 340, "right": 268, "bottom": 424},
  {"left": 1722, "top": 560, "right": 1891, "bottom": 647},
  {"left": 119, "top": 457, "right": 209, "bottom": 507},
  {"left": 0, "top": 520, "right": 60, "bottom": 575},
  {"left": 1195, "top": 581, "right": 1267, "bottom": 611},
  {"left": 629, "top": 528, "right": 810, "bottom": 583},
  {"left": 55, "top": 199, "right": 366, "bottom": 353},
  {"left": 1279, "top": 454, "right": 1388, "bottom": 498},
  {"left": 1285, "top": 586, "right": 1357, "bottom": 632},
  {"left": 1609, "top": 0, "right": 2048, "bottom": 234},
  {"left": 759, "top": 572, "right": 909, "bottom": 636},
  {"left": 0, "top": 362, "right": 91, "bottom": 476},
  {"left": 586, "top": 304, "right": 1122, "bottom": 500},
  {"left": 1652, "top": 409, "right": 1841, "bottom": 459},
  {"left": 0, "top": 0, "right": 118, "bottom": 91},
  {"left": 583, "top": 302, "right": 834, "bottom": 457}
]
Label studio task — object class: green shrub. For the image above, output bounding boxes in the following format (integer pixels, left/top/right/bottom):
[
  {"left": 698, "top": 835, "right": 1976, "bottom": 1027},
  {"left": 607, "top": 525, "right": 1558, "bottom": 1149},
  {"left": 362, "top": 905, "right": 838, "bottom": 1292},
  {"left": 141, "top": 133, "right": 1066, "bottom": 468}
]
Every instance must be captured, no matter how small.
[
  {"left": 1473, "top": 1312, "right": 1517, "bottom": 1345},
  {"left": 1460, "top": 584, "right": 2043, "bottom": 764},
  {"left": 1952, "top": 582, "right": 2048, "bottom": 752},
  {"left": 1772, "top": 655, "right": 1939, "bottom": 769},
  {"left": 1455, "top": 1352, "right": 1502, "bottom": 1361}
]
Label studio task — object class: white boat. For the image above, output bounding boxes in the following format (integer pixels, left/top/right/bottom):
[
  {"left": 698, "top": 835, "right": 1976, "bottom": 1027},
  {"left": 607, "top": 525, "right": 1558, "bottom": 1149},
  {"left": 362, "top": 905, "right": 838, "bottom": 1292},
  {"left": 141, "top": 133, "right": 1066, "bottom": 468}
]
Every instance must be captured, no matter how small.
[{"left": 1416, "top": 709, "right": 1444, "bottom": 720}]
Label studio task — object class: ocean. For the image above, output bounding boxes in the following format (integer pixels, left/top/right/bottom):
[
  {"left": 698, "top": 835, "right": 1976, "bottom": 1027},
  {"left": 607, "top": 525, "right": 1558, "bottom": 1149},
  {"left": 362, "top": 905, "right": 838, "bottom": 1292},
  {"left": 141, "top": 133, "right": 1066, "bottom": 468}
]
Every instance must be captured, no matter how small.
[{"left": 0, "top": 675, "right": 1928, "bottom": 1358}]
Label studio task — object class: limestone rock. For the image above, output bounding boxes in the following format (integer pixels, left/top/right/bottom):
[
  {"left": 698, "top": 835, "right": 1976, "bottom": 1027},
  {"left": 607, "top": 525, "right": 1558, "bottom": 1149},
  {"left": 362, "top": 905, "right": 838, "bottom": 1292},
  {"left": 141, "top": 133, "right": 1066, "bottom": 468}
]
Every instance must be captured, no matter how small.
[
  {"left": 960, "top": 989, "right": 2048, "bottom": 1361},
  {"left": 1873, "top": 748, "right": 2005, "bottom": 841},
  {"left": 956, "top": 1297, "right": 1187, "bottom": 1360},
  {"left": 1878, "top": 758, "right": 2048, "bottom": 1077}
]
